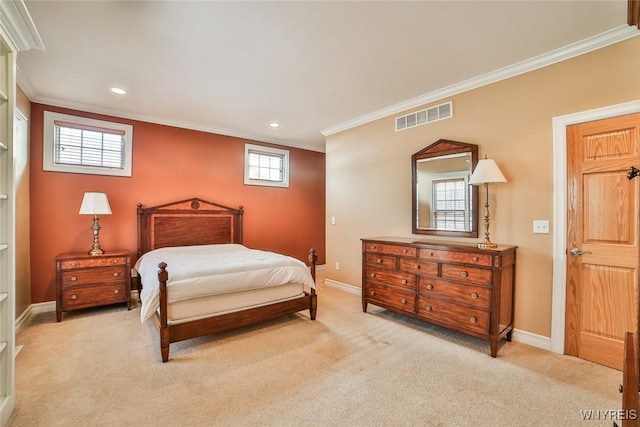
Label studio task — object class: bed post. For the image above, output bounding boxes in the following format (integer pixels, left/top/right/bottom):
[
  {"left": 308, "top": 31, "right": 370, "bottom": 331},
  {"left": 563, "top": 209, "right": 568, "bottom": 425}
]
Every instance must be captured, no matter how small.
[
  {"left": 308, "top": 248, "right": 318, "bottom": 320},
  {"left": 136, "top": 203, "right": 144, "bottom": 258},
  {"left": 158, "top": 262, "right": 170, "bottom": 362}
]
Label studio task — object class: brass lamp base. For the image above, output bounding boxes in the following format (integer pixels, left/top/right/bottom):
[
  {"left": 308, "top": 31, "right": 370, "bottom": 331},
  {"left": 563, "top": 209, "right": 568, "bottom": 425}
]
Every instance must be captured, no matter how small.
[
  {"left": 88, "top": 214, "right": 105, "bottom": 256},
  {"left": 477, "top": 240, "right": 498, "bottom": 249}
]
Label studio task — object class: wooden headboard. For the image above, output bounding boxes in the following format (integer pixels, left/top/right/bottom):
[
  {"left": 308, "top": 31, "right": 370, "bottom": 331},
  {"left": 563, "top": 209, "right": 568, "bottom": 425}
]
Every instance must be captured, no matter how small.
[{"left": 137, "top": 198, "right": 243, "bottom": 258}]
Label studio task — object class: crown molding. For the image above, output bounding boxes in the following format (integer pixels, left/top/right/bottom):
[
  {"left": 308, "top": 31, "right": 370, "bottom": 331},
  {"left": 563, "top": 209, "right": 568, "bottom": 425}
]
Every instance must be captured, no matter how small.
[
  {"left": 321, "top": 25, "right": 640, "bottom": 137},
  {"left": 0, "top": 0, "right": 44, "bottom": 52},
  {"left": 29, "top": 95, "right": 326, "bottom": 153}
]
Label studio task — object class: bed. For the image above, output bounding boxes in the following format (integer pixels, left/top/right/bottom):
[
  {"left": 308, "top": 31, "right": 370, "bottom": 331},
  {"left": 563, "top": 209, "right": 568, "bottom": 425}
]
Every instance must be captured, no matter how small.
[{"left": 135, "top": 197, "right": 318, "bottom": 362}]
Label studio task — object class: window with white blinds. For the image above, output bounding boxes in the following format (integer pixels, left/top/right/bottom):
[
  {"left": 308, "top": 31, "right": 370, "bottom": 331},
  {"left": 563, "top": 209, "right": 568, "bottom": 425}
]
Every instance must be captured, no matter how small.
[
  {"left": 43, "top": 111, "right": 133, "bottom": 177},
  {"left": 244, "top": 143, "right": 289, "bottom": 187}
]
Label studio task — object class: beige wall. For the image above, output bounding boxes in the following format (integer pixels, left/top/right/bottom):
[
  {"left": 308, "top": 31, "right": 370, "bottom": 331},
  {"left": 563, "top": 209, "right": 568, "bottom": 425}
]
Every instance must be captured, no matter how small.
[{"left": 325, "top": 36, "right": 640, "bottom": 338}]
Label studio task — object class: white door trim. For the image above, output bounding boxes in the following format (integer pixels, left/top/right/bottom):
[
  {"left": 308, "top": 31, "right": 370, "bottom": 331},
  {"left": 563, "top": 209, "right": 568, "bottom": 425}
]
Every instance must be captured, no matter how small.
[{"left": 551, "top": 99, "right": 640, "bottom": 354}]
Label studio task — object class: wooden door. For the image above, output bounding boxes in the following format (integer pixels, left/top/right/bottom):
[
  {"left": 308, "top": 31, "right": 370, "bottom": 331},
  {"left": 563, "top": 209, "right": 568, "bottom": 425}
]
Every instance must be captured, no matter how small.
[{"left": 566, "top": 112, "right": 640, "bottom": 370}]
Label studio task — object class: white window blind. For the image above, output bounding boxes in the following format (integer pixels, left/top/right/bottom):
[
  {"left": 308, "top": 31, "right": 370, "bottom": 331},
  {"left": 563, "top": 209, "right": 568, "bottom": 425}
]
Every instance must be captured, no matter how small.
[
  {"left": 53, "top": 120, "right": 125, "bottom": 169},
  {"left": 433, "top": 178, "right": 467, "bottom": 231},
  {"left": 43, "top": 111, "right": 133, "bottom": 177}
]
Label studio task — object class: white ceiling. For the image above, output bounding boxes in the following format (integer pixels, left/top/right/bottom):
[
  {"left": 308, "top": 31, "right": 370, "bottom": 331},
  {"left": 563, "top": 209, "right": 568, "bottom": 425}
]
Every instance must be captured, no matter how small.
[{"left": 16, "top": 1, "right": 633, "bottom": 153}]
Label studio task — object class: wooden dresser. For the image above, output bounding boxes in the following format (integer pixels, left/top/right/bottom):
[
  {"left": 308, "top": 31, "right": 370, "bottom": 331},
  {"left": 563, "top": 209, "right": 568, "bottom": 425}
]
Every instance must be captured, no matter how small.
[
  {"left": 362, "top": 237, "right": 516, "bottom": 357},
  {"left": 55, "top": 251, "right": 132, "bottom": 322}
]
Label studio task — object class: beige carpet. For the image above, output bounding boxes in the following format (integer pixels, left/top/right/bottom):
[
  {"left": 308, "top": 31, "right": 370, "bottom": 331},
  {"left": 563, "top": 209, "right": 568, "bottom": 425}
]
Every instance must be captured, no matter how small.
[{"left": 11, "top": 274, "right": 621, "bottom": 426}]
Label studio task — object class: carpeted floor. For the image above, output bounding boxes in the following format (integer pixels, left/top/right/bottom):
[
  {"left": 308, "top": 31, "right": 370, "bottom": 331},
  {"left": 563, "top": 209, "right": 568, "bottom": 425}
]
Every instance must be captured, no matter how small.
[{"left": 10, "top": 273, "right": 622, "bottom": 426}]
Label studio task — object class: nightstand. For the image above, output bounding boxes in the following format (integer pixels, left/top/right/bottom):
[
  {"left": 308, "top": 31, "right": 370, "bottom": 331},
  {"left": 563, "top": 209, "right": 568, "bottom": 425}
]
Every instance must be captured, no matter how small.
[{"left": 55, "top": 250, "right": 132, "bottom": 322}]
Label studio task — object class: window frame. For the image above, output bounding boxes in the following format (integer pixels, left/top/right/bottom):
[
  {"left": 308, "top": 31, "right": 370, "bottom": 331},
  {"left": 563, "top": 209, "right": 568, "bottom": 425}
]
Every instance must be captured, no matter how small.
[
  {"left": 43, "top": 111, "right": 133, "bottom": 177},
  {"left": 243, "top": 143, "right": 290, "bottom": 188},
  {"left": 431, "top": 176, "right": 471, "bottom": 231}
]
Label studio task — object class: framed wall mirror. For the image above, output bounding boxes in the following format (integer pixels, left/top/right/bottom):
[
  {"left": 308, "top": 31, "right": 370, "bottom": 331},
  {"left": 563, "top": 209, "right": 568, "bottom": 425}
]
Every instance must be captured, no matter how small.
[{"left": 412, "top": 139, "right": 479, "bottom": 237}]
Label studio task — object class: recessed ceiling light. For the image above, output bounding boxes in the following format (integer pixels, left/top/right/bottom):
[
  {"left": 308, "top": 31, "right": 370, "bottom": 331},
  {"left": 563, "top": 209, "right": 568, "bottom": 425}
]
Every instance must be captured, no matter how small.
[
  {"left": 269, "top": 122, "right": 280, "bottom": 128},
  {"left": 110, "top": 87, "right": 127, "bottom": 95}
]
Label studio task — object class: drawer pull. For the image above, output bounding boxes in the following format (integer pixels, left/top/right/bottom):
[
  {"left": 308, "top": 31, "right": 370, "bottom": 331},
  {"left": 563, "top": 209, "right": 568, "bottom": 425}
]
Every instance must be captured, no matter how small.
[
  {"left": 429, "top": 252, "right": 434, "bottom": 257},
  {"left": 370, "top": 290, "right": 376, "bottom": 296},
  {"left": 426, "top": 284, "right": 433, "bottom": 290},
  {"left": 401, "top": 298, "right": 407, "bottom": 304},
  {"left": 472, "top": 256, "right": 478, "bottom": 262},
  {"left": 414, "top": 264, "right": 420, "bottom": 269},
  {"left": 113, "top": 289, "right": 119, "bottom": 294},
  {"left": 470, "top": 317, "right": 477, "bottom": 324},
  {"left": 461, "top": 271, "right": 468, "bottom": 277},
  {"left": 471, "top": 293, "right": 478, "bottom": 299},
  {"left": 70, "top": 294, "right": 78, "bottom": 300},
  {"left": 377, "top": 258, "right": 382, "bottom": 264},
  {"left": 401, "top": 279, "right": 407, "bottom": 285},
  {"left": 113, "top": 272, "right": 119, "bottom": 277},
  {"left": 70, "top": 276, "right": 77, "bottom": 282},
  {"left": 371, "top": 246, "right": 376, "bottom": 250},
  {"left": 370, "top": 273, "right": 376, "bottom": 278},
  {"left": 425, "top": 305, "right": 432, "bottom": 311}
]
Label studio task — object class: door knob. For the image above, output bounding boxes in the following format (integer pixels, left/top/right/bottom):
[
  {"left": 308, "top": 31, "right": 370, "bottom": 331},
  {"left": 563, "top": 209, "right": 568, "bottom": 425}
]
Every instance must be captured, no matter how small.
[{"left": 570, "top": 247, "right": 592, "bottom": 257}]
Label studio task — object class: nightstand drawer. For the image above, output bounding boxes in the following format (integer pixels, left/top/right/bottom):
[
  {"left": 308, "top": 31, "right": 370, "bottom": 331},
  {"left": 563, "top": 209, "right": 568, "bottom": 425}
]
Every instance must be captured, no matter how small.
[
  {"left": 59, "top": 256, "right": 127, "bottom": 270},
  {"left": 62, "top": 283, "right": 127, "bottom": 307},
  {"left": 61, "top": 266, "right": 126, "bottom": 287}
]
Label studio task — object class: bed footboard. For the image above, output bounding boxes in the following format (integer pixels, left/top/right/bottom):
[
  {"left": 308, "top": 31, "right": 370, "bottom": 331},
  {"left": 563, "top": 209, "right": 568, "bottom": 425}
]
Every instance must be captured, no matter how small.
[{"left": 156, "top": 248, "right": 318, "bottom": 362}]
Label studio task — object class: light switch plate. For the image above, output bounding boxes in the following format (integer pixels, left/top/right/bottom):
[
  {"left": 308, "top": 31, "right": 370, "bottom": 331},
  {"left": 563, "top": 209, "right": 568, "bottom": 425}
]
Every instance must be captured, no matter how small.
[{"left": 533, "top": 220, "right": 549, "bottom": 234}]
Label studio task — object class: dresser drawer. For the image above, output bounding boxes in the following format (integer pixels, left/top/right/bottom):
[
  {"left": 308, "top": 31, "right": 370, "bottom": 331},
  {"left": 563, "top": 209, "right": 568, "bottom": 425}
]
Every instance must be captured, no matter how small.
[
  {"left": 398, "top": 258, "right": 438, "bottom": 276},
  {"left": 61, "top": 266, "right": 127, "bottom": 287},
  {"left": 365, "top": 266, "right": 415, "bottom": 290},
  {"left": 364, "top": 253, "right": 397, "bottom": 269},
  {"left": 364, "top": 242, "right": 417, "bottom": 257},
  {"left": 417, "top": 297, "right": 490, "bottom": 334},
  {"left": 59, "top": 256, "right": 127, "bottom": 270},
  {"left": 418, "top": 277, "right": 491, "bottom": 309},
  {"left": 61, "top": 283, "right": 127, "bottom": 307},
  {"left": 418, "top": 248, "right": 492, "bottom": 267},
  {"left": 441, "top": 264, "right": 492, "bottom": 286},
  {"left": 365, "top": 283, "right": 415, "bottom": 314}
]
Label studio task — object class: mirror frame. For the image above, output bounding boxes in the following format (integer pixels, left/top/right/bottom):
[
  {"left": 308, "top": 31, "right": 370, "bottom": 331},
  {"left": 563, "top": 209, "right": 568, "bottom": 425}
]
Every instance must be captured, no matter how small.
[{"left": 412, "top": 139, "right": 479, "bottom": 237}]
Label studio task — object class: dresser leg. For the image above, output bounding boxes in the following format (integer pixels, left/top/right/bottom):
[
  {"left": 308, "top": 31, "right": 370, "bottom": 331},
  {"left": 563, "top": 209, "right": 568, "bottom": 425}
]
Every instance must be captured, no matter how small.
[
  {"left": 56, "top": 310, "right": 61, "bottom": 322},
  {"left": 362, "top": 301, "right": 368, "bottom": 312},
  {"left": 490, "top": 341, "right": 498, "bottom": 358}
]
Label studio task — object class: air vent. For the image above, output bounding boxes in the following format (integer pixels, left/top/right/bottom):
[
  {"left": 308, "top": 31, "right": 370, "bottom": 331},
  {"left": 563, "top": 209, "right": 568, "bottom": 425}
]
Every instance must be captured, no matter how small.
[{"left": 395, "top": 101, "right": 453, "bottom": 131}]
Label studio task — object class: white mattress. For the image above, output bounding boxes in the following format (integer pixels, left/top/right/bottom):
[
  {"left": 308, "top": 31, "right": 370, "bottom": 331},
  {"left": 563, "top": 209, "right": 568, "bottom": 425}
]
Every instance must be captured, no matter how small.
[
  {"left": 136, "top": 244, "right": 316, "bottom": 322},
  {"left": 166, "top": 283, "right": 305, "bottom": 324}
]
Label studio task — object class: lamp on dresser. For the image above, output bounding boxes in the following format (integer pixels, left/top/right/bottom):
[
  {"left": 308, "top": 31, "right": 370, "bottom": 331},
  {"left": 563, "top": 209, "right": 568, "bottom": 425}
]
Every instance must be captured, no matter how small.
[
  {"left": 79, "top": 192, "right": 112, "bottom": 255},
  {"left": 468, "top": 156, "right": 507, "bottom": 249}
]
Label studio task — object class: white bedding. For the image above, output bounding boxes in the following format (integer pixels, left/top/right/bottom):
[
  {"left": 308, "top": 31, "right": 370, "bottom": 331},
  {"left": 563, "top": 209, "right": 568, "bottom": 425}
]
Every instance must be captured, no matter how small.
[{"left": 136, "top": 244, "right": 316, "bottom": 322}]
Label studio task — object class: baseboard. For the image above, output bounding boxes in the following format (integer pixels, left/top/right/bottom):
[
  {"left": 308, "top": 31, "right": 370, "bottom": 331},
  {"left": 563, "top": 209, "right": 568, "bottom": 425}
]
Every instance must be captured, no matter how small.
[
  {"left": 15, "top": 290, "right": 141, "bottom": 332},
  {"left": 324, "top": 278, "right": 361, "bottom": 295},
  {"left": 511, "top": 328, "right": 551, "bottom": 351},
  {"left": 324, "top": 278, "right": 552, "bottom": 352}
]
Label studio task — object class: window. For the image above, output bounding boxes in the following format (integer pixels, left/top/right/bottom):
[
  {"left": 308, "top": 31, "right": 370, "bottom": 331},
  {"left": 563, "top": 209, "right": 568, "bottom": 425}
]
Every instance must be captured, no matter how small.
[
  {"left": 43, "top": 111, "right": 133, "bottom": 177},
  {"left": 244, "top": 143, "right": 289, "bottom": 188},
  {"left": 432, "top": 178, "right": 469, "bottom": 231}
]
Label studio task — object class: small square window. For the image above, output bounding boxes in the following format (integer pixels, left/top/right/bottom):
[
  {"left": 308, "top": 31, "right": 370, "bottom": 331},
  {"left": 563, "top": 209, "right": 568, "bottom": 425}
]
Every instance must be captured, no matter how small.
[{"left": 244, "top": 143, "right": 289, "bottom": 188}]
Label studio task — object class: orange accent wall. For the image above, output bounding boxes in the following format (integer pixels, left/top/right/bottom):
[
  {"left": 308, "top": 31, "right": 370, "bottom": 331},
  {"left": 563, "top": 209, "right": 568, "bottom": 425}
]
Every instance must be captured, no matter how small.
[{"left": 29, "top": 103, "right": 325, "bottom": 303}]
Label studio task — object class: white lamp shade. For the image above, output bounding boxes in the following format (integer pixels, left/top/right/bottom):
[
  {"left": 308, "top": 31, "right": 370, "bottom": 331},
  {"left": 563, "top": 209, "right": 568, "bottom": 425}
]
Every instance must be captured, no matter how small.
[
  {"left": 469, "top": 158, "right": 507, "bottom": 185},
  {"left": 79, "top": 192, "right": 112, "bottom": 215}
]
